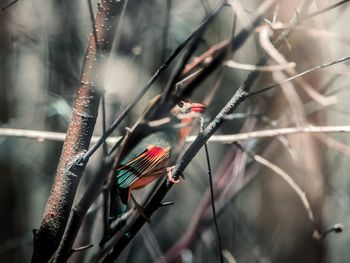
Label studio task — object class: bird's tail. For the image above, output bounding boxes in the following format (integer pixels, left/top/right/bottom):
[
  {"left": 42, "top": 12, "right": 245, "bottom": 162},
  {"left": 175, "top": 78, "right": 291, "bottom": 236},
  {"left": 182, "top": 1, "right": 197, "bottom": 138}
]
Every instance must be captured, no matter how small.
[
  {"left": 100, "top": 188, "right": 129, "bottom": 247},
  {"left": 108, "top": 187, "right": 129, "bottom": 224}
]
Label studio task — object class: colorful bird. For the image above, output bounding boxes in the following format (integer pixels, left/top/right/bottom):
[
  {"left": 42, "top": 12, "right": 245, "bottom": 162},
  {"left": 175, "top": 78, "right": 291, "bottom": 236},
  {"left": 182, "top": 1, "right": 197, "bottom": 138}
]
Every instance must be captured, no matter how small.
[
  {"left": 99, "top": 98, "right": 205, "bottom": 246},
  {"left": 114, "top": 99, "right": 205, "bottom": 206}
]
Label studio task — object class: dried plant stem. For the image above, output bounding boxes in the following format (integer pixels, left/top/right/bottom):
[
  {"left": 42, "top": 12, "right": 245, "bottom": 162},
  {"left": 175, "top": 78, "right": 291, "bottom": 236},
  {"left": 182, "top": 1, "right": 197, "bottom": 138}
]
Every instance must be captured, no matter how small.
[
  {"left": 248, "top": 55, "right": 350, "bottom": 97},
  {"left": 225, "top": 59, "right": 295, "bottom": 71},
  {"left": 192, "top": 125, "right": 350, "bottom": 143},
  {"left": 303, "top": 0, "right": 350, "bottom": 20},
  {"left": 250, "top": 153, "right": 319, "bottom": 237},
  {"left": 4, "top": 125, "right": 350, "bottom": 145},
  {"left": 259, "top": 25, "right": 334, "bottom": 106},
  {"left": 313, "top": 133, "right": 350, "bottom": 157}
]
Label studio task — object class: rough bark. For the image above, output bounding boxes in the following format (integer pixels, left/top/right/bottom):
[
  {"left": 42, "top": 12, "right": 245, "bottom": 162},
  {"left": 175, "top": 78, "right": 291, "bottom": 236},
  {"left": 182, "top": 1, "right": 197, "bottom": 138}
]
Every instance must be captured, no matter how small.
[{"left": 32, "top": 1, "right": 124, "bottom": 262}]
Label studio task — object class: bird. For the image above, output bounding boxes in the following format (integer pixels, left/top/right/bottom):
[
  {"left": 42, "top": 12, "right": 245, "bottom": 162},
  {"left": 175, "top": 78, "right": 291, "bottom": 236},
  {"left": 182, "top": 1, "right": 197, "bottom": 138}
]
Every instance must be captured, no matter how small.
[
  {"left": 99, "top": 98, "right": 205, "bottom": 246},
  {"left": 113, "top": 98, "right": 205, "bottom": 210}
]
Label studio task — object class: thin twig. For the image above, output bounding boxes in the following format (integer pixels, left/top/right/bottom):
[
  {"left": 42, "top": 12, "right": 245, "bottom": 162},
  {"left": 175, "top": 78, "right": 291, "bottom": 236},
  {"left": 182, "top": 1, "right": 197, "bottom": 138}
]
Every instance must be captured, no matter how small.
[
  {"left": 313, "top": 133, "right": 350, "bottom": 157},
  {"left": 235, "top": 143, "right": 320, "bottom": 237},
  {"left": 160, "top": 0, "right": 226, "bottom": 105},
  {"left": 223, "top": 250, "right": 237, "bottom": 263},
  {"left": 261, "top": 25, "right": 335, "bottom": 106},
  {"left": 194, "top": 0, "right": 349, "bottom": 107},
  {"left": 181, "top": 0, "right": 314, "bottom": 89},
  {"left": 225, "top": 59, "right": 295, "bottom": 71},
  {"left": 303, "top": 0, "right": 350, "bottom": 20},
  {"left": 318, "top": 223, "right": 344, "bottom": 240},
  {"left": 0, "top": 128, "right": 121, "bottom": 144},
  {"left": 266, "top": 22, "right": 350, "bottom": 45},
  {"left": 160, "top": 0, "right": 172, "bottom": 63},
  {"left": 192, "top": 125, "right": 350, "bottom": 143},
  {"left": 101, "top": 94, "right": 108, "bottom": 155},
  {"left": 247, "top": 55, "right": 350, "bottom": 97},
  {"left": 0, "top": 0, "right": 18, "bottom": 11},
  {"left": 201, "top": 118, "right": 223, "bottom": 263},
  {"left": 182, "top": 40, "right": 229, "bottom": 76},
  {"left": 71, "top": 244, "right": 93, "bottom": 253},
  {"left": 226, "top": 0, "right": 251, "bottom": 29}
]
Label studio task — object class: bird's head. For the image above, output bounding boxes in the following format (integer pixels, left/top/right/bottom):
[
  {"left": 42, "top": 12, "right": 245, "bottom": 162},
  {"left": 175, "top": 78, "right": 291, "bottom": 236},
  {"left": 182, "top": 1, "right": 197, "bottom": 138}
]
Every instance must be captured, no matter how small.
[
  {"left": 170, "top": 100, "right": 206, "bottom": 139},
  {"left": 171, "top": 100, "right": 206, "bottom": 116}
]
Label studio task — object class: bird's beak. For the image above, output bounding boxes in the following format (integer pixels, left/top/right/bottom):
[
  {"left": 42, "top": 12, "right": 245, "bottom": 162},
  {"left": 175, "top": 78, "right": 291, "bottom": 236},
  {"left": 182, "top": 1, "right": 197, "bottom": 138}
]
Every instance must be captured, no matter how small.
[{"left": 191, "top": 103, "right": 206, "bottom": 113}]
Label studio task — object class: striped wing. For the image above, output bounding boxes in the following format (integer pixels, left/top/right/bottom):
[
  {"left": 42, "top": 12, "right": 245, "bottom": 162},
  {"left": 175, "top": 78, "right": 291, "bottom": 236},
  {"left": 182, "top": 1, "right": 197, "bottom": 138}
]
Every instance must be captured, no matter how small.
[{"left": 116, "top": 144, "right": 170, "bottom": 188}]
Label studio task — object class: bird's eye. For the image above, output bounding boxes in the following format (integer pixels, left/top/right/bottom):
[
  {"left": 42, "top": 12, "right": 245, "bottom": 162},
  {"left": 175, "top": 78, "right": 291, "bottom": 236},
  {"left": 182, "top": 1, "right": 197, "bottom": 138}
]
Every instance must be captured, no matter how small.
[{"left": 177, "top": 101, "right": 184, "bottom": 108}]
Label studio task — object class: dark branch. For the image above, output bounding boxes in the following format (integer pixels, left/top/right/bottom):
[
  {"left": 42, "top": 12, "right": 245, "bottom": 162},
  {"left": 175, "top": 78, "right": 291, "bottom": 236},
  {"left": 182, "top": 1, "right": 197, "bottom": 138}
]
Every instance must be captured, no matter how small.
[
  {"left": 160, "top": 0, "right": 226, "bottom": 105},
  {"left": 202, "top": 121, "right": 223, "bottom": 263}
]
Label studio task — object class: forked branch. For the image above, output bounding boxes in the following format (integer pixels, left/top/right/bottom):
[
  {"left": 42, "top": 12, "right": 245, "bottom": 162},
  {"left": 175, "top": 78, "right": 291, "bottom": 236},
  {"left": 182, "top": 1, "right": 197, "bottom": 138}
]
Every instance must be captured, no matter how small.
[{"left": 32, "top": 1, "right": 124, "bottom": 262}]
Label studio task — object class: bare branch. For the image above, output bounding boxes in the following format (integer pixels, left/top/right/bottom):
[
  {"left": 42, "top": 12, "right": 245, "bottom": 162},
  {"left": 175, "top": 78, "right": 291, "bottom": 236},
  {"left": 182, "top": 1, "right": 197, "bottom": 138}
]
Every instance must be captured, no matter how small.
[
  {"left": 267, "top": 22, "right": 350, "bottom": 45},
  {"left": 225, "top": 59, "right": 296, "bottom": 71},
  {"left": 5, "top": 125, "right": 350, "bottom": 145},
  {"left": 254, "top": 154, "right": 316, "bottom": 222},
  {"left": 192, "top": 125, "right": 350, "bottom": 143},
  {"left": 71, "top": 244, "right": 93, "bottom": 253},
  {"left": 303, "top": 0, "right": 350, "bottom": 20},
  {"left": 313, "top": 133, "right": 350, "bottom": 157},
  {"left": 318, "top": 223, "right": 344, "bottom": 240},
  {"left": 0, "top": 128, "right": 120, "bottom": 144},
  {"left": 223, "top": 250, "right": 237, "bottom": 263},
  {"left": 259, "top": 25, "right": 335, "bottom": 107},
  {"left": 32, "top": 1, "right": 125, "bottom": 261},
  {"left": 0, "top": 0, "right": 18, "bottom": 11},
  {"left": 241, "top": 149, "right": 320, "bottom": 238},
  {"left": 248, "top": 55, "right": 350, "bottom": 97}
]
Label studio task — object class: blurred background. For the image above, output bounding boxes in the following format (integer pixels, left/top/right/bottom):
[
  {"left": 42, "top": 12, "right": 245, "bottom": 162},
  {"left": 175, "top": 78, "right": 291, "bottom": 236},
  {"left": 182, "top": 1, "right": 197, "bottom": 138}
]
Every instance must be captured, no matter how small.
[{"left": 1, "top": 0, "right": 350, "bottom": 262}]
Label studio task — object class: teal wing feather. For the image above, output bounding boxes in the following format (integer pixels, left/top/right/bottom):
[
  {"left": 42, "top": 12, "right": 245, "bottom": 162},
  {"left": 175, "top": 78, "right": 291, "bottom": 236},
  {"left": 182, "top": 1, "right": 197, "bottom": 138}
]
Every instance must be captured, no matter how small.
[
  {"left": 116, "top": 144, "right": 170, "bottom": 188},
  {"left": 116, "top": 149, "right": 147, "bottom": 188}
]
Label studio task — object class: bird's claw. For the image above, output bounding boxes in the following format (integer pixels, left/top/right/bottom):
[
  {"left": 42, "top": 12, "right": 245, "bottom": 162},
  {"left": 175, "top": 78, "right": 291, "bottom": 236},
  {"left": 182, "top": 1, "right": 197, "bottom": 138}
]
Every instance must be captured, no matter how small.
[{"left": 167, "top": 166, "right": 180, "bottom": 184}]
